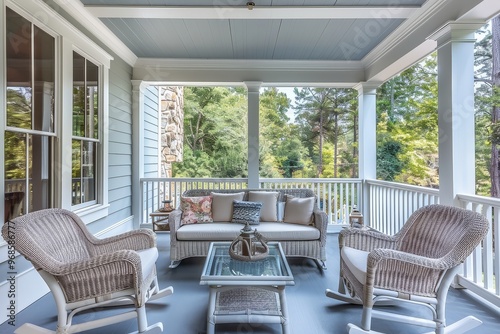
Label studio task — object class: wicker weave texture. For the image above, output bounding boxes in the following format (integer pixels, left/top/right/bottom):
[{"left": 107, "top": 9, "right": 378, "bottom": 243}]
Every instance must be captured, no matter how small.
[
  {"left": 1, "top": 208, "right": 157, "bottom": 306},
  {"left": 338, "top": 204, "right": 489, "bottom": 305},
  {"left": 168, "top": 189, "right": 328, "bottom": 263}
]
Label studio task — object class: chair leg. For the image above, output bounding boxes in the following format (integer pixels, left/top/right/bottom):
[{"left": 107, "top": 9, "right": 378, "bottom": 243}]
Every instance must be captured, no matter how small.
[{"left": 361, "top": 306, "right": 373, "bottom": 331}]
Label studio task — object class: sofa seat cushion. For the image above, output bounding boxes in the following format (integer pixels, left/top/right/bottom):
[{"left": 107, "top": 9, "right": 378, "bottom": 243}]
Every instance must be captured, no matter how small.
[{"left": 176, "top": 222, "right": 320, "bottom": 241}]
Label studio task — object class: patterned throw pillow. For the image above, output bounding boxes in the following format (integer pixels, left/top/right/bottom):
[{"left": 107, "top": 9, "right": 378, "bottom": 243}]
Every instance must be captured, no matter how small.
[
  {"left": 180, "top": 195, "right": 213, "bottom": 225},
  {"left": 231, "top": 200, "right": 263, "bottom": 225}
]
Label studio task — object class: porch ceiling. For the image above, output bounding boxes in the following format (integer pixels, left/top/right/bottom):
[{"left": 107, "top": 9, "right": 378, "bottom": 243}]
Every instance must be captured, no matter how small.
[{"left": 73, "top": 0, "right": 500, "bottom": 85}]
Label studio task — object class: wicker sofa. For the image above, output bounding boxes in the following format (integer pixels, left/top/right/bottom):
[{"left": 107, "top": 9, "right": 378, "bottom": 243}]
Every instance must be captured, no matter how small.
[{"left": 167, "top": 188, "right": 328, "bottom": 269}]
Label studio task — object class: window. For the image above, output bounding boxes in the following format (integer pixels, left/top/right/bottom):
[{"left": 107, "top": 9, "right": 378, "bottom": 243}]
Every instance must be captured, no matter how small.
[
  {"left": 72, "top": 52, "right": 99, "bottom": 207},
  {"left": 3, "top": 2, "right": 111, "bottom": 224},
  {"left": 4, "top": 7, "right": 55, "bottom": 220}
]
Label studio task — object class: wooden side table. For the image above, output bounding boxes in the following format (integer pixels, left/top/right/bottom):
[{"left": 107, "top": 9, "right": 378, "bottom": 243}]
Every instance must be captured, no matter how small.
[{"left": 150, "top": 211, "right": 171, "bottom": 232}]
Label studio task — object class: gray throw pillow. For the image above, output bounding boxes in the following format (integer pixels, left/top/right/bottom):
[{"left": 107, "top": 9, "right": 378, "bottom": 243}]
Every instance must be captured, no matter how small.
[{"left": 231, "top": 200, "right": 263, "bottom": 225}]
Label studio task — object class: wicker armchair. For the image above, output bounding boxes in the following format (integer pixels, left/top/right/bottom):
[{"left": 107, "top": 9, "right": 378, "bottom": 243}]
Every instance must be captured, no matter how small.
[
  {"left": 326, "top": 204, "right": 489, "bottom": 334},
  {"left": 2, "top": 208, "right": 174, "bottom": 334}
]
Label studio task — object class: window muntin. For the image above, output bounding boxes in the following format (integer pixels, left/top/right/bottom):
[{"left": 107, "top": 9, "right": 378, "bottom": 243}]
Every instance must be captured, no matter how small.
[{"left": 72, "top": 52, "right": 100, "bottom": 206}]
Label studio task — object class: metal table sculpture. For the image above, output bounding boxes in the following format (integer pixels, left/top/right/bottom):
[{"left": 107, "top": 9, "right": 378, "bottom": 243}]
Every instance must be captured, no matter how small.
[{"left": 229, "top": 222, "right": 269, "bottom": 261}]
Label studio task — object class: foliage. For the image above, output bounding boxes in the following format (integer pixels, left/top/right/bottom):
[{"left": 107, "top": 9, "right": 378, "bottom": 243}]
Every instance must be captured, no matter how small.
[
  {"left": 376, "top": 53, "right": 439, "bottom": 187},
  {"left": 173, "top": 22, "right": 497, "bottom": 192}
]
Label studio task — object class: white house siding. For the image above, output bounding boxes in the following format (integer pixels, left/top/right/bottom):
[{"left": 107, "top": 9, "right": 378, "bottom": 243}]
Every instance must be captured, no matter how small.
[{"left": 94, "top": 57, "right": 134, "bottom": 235}]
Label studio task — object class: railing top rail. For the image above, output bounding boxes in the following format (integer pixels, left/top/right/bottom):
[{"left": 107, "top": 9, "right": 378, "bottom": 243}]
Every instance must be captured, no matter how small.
[
  {"left": 140, "top": 177, "right": 248, "bottom": 182},
  {"left": 457, "top": 193, "right": 500, "bottom": 207},
  {"left": 140, "top": 177, "right": 362, "bottom": 184},
  {"left": 260, "top": 178, "right": 362, "bottom": 183},
  {"left": 366, "top": 178, "right": 439, "bottom": 195}
]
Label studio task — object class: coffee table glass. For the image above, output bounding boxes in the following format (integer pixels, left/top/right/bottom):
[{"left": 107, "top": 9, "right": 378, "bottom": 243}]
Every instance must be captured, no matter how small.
[{"left": 200, "top": 242, "right": 295, "bottom": 334}]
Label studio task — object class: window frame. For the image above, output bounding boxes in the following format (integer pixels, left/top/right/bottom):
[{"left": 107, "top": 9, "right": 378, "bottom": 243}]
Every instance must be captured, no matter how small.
[
  {"left": 71, "top": 50, "right": 102, "bottom": 210},
  {"left": 2, "top": 0, "right": 112, "bottom": 227}
]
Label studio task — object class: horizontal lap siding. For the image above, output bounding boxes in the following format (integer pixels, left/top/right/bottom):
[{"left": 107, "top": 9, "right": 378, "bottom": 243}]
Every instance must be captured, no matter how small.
[
  {"left": 100, "top": 58, "right": 134, "bottom": 226},
  {"left": 144, "top": 86, "right": 160, "bottom": 178}
]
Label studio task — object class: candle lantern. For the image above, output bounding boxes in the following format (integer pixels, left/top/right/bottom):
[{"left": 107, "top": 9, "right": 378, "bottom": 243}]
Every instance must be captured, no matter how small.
[
  {"left": 349, "top": 206, "right": 364, "bottom": 228},
  {"left": 161, "top": 199, "right": 173, "bottom": 212}
]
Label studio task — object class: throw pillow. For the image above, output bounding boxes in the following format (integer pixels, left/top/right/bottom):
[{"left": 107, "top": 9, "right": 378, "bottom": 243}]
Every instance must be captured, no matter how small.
[
  {"left": 248, "top": 191, "right": 279, "bottom": 221},
  {"left": 283, "top": 195, "right": 315, "bottom": 225},
  {"left": 211, "top": 192, "right": 245, "bottom": 222},
  {"left": 180, "top": 195, "right": 213, "bottom": 225},
  {"left": 231, "top": 200, "right": 263, "bottom": 225}
]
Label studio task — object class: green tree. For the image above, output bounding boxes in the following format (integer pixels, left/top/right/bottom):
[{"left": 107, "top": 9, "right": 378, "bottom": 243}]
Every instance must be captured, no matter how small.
[
  {"left": 293, "top": 88, "right": 356, "bottom": 177},
  {"left": 376, "top": 53, "right": 439, "bottom": 187}
]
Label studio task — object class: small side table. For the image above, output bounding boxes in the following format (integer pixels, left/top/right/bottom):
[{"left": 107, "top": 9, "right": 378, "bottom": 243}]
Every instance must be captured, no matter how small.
[{"left": 150, "top": 211, "right": 171, "bottom": 232}]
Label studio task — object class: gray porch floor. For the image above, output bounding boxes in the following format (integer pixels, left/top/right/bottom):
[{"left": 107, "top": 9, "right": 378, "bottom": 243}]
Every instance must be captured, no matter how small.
[{"left": 2, "top": 233, "right": 500, "bottom": 334}]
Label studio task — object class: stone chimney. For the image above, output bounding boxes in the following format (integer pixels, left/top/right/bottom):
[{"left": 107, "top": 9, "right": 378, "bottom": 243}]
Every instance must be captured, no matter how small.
[{"left": 160, "top": 86, "right": 183, "bottom": 177}]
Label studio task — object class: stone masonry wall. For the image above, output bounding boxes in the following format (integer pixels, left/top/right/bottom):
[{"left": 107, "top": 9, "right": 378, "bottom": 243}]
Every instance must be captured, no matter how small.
[{"left": 160, "top": 86, "right": 183, "bottom": 177}]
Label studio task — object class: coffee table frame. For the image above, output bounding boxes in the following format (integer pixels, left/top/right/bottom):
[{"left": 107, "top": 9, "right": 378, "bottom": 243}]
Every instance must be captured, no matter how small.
[{"left": 200, "top": 242, "right": 295, "bottom": 334}]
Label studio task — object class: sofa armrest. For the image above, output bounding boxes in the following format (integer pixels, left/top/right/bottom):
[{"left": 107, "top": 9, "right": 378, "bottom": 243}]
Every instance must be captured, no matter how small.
[
  {"left": 168, "top": 209, "right": 183, "bottom": 244},
  {"left": 312, "top": 208, "right": 328, "bottom": 247}
]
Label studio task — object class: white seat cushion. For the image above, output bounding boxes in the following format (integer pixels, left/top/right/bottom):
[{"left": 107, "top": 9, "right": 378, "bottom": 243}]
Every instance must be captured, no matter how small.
[
  {"left": 176, "top": 222, "right": 320, "bottom": 241},
  {"left": 136, "top": 247, "right": 158, "bottom": 279},
  {"left": 341, "top": 246, "right": 369, "bottom": 285}
]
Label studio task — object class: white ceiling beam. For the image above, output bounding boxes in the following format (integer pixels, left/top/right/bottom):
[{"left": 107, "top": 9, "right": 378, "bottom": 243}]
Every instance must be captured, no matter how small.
[{"left": 85, "top": 6, "right": 418, "bottom": 20}]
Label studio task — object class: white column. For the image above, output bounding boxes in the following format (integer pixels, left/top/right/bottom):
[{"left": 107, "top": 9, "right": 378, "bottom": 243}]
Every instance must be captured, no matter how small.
[
  {"left": 429, "top": 23, "right": 483, "bottom": 206},
  {"left": 0, "top": 0, "right": 5, "bottom": 220},
  {"left": 245, "top": 81, "right": 262, "bottom": 189},
  {"left": 132, "top": 80, "right": 146, "bottom": 228},
  {"left": 355, "top": 82, "right": 380, "bottom": 224}
]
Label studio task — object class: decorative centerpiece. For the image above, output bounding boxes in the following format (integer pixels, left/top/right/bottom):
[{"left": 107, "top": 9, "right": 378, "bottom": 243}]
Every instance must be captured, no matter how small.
[{"left": 229, "top": 222, "right": 269, "bottom": 261}]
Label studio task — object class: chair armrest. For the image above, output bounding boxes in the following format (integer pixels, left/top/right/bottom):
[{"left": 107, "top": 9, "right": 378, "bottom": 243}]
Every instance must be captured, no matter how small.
[
  {"left": 50, "top": 250, "right": 147, "bottom": 305},
  {"left": 364, "top": 249, "right": 449, "bottom": 299},
  {"left": 339, "top": 228, "right": 397, "bottom": 252},
  {"left": 90, "top": 229, "right": 156, "bottom": 255},
  {"left": 51, "top": 249, "right": 142, "bottom": 277}
]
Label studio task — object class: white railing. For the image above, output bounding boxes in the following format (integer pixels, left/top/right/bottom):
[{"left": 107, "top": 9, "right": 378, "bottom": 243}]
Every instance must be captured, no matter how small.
[
  {"left": 141, "top": 178, "right": 247, "bottom": 223},
  {"left": 140, "top": 177, "right": 362, "bottom": 226},
  {"left": 366, "top": 179, "right": 440, "bottom": 234},
  {"left": 259, "top": 178, "right": 362, "bottom": 226},
  {"left": 456, "top": 193, "right": 500, "bottom": 308}
]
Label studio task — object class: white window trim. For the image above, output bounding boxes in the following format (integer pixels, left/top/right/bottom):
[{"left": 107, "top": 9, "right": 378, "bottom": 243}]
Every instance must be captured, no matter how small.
[{"left": 3, "top": 0, "right": 113, "bottom": 225}]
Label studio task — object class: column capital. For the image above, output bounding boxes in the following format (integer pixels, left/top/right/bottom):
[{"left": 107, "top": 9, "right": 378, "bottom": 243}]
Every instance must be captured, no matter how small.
[
  {"left": 428, "top": 21, "right": 484, "bottom": 47},
  {"left": 131, "top": 80, "right": 147, "bottom": 92},
  {"left": 354, "top": 82, "right": 382, "bottom": 95},
  {"left": 244, "top": 81, "right": 262, "bottom": 92}
]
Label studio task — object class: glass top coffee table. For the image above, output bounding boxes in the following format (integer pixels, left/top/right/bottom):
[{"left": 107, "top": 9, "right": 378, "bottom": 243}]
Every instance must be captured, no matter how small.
[{"left": 200, "top": 242, "right": 295, "bottom": 334}]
